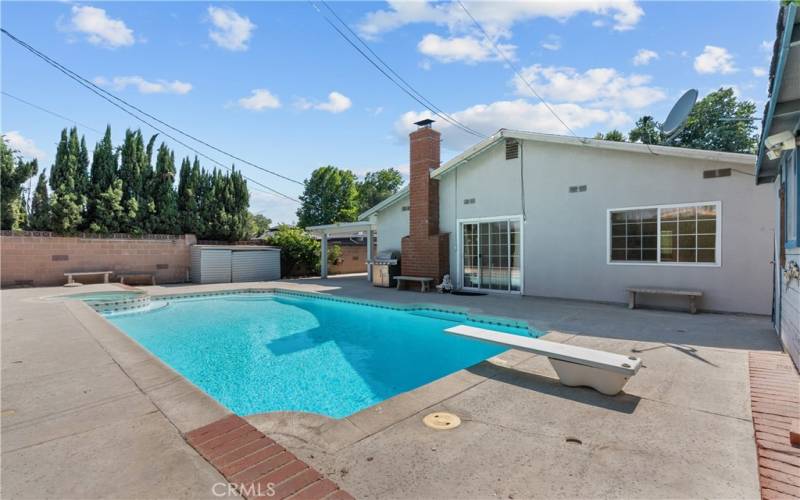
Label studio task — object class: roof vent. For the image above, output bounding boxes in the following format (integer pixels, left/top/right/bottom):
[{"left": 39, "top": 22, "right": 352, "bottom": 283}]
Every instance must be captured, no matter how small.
[{"left": 505, "top": 139, "right": 519, "bottom": 160}]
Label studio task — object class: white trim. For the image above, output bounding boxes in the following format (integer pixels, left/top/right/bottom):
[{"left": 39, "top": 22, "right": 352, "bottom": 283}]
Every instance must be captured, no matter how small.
[
  {"left": 432, "top": 129, "right": 755, "bottom": 180},
  {"left": 605, "top": 201, "right": 722, "bottom": 268},
  {"left": 456, "top": 214, "right": 524, "bottom": 295}
]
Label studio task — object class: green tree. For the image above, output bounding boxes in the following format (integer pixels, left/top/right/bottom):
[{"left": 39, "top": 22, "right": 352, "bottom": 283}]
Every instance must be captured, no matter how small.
[
  {"left": 149, "top": 143, "right": 180, "bottom": 234},
  {"left": 628, "top": 116, "right": 664, "bottom": 144},
  {"left": 296, "top": 166, "right": 359, "bottom": 228},
  {"left": 87, "top": 125, "right": 118, "bottom": 227},
  {"left": 29, "top": 171, "right": 50, "bottom": 231},
  {"left": 357, "top": 168, "right": 404, "bottom": 213},
  {"left": 672, "top": 87, "right": 758, "bottom": 153},
  {"left": 177, "top": 157, "right": 204, "bottom": 235},
  {"left": 594, "top": 129, "right": 625, "bottom": 142},
  {"left": 89, "top": 179, "right": 137, "bottom": 234},
  {"left": 265, "top": 224, "right": 340, "bottom": 277},
  {"left": 1, "top": 137, "right": 38, "bottom": 230},
  {"left": 49, "top": 187, "right": 83, "bottom": 234},
  {"left": 247, "top": 213, "right": 272, "bottom": 238}
]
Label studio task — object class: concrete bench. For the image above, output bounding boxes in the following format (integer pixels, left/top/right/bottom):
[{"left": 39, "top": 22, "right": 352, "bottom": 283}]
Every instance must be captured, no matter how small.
[
  {"left": 118, "top": 272, "right": 156, "bottom": 286},
  {"left": 64, "top": 271, "right": 112, "bottom": 286},
  {"left": 627, "top": 287, "right": 703, "bottom": 314},
  {"left": 445, "top": 324, "right": 642, "bottom": 395},
  {"left": 396, "top": 276, "right": 434, "bottom": 292}
]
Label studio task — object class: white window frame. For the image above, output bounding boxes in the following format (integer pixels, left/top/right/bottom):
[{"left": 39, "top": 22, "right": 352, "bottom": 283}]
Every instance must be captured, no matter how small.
[
  {"left": 456, "top": 215, "right": 524, "bottom": 295},
  {"left": 606, "top": 201, "right": 722, "bottom": 268}
]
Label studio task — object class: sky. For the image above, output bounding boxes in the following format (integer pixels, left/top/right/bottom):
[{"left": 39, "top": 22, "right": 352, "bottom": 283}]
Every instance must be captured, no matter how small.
[{"left": 1, "top": 1, "right": 778, "bottom": 224}]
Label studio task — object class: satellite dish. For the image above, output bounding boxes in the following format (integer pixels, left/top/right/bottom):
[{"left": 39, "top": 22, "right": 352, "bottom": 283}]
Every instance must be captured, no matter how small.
[{"left": 660, "top": 89, "right": 698, "bottom": 143}]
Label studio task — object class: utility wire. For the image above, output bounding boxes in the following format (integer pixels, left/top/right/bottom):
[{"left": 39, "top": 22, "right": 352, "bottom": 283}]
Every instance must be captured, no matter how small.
[
  {"left": 455, "top": 0, "right": 579, "bottom": 139},
  {"left": 2, "top": 91, "right": 103, "bottom": 134},
  {"left": 1, "top": 28, "right": 299, "bottom": 202},
  {"left": 1, "top": 28, "right": 303, "bottom": 187},
  {"left": 311, "top": 1, "right": 485, "bottom": 139},
  {"left": 318, "top": 0, "right": 485, "bottom": 139}
]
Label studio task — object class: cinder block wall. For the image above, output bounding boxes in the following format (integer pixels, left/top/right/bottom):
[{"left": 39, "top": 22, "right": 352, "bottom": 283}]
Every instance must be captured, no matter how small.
[{"left": 0, "top": 231, "right": 196, "bottom": 287}]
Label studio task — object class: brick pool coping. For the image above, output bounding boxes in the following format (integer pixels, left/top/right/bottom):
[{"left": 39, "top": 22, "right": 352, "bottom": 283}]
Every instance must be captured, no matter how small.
[
  {"left": 747, "top": 352, "right": 800, "bottom": 499},
  {"left": 186, "top": 415, "right": 353, "bottom": 500}
]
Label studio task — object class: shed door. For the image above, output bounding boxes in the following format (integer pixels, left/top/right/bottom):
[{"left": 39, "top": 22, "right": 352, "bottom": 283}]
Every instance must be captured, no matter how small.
[
  {"left": 232, "top": 251, "right": 273, "bottom": 282},
  {"left": 202, "top": 249, "right": 232, "bottom": 284}
]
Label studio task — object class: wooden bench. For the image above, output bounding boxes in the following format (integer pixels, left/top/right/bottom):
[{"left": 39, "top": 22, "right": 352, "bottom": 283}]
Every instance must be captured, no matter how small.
[
  {"left": 118, "top": 272, "right": 156, "bottom": 286},
  {"left": 627, "top": 287, "right": 703, "bottom": 314},
  {"left": 395, "top": 276, "right": 434, "bottom": 292},
  {"left": 445, "top": 325, "right": 641, "bottom": 395},
  {"left": 64, "top": 271, "right": 112, "bottom": 286}
]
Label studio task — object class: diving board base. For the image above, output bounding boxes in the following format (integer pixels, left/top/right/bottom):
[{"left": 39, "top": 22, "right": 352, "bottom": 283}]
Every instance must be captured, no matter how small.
[{"left": 549, "top": 358, "right": 631, "bottom": 395}]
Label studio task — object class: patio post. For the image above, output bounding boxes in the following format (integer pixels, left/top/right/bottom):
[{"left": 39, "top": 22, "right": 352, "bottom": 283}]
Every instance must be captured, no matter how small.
[
  {"left": 366, "top": 229, "right": 374, "bottom": 282},
  {"left": 321, "top": 232, "right": 328, "bottom": 279}
]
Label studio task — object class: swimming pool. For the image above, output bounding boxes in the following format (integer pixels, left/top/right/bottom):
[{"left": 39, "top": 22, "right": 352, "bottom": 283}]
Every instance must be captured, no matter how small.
[{"left": 106, "top": 292, "right": 537, "bottom": 418}]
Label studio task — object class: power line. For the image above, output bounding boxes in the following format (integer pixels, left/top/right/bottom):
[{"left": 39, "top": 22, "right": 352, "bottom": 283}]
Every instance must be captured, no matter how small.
[
  {"left": 455, "top": 0, "right": 579, "bottom": 139},
  {"left": 311, "top": 1, "right": 486, "bottom": 139},
  {"left": 1, "top": 28, "right": 299, "bottom": 203},
  {"left": 318, "top": 0, "right": 485, "bottom": 139},
  {"left": 1, "top": 28, "right": 304, "bottom": 187},
  {"left": 2, "top": 91, "right": 103, "bottom": 134}
]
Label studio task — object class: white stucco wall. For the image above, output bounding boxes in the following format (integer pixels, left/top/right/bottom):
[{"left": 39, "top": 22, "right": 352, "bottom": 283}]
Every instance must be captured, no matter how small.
[
  {"left": 436, "top": 139, "right": 774, "bottom": 314},
  {"left": 374, "top": 194, "right": 409, "bottom": 253}
]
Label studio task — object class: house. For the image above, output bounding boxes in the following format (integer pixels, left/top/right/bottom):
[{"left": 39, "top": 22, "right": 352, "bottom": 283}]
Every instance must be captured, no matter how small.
[
  {"left": 349, "top": 119, "right": 774, "bottom": 315},
  {"left": 755, "top": 3, "right": 799, "bottom": 368}
]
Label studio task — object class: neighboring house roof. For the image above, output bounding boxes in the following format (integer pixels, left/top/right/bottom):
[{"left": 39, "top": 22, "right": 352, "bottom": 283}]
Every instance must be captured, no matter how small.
[
  {"left": 755, "top": 3, "right": 800, "bottom": 184},
  {"left": 359, "top": 128, "right": 756, "bottom": 219}
]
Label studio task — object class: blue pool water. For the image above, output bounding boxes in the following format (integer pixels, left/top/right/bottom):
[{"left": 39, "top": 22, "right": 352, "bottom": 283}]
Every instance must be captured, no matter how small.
[{"left": 107, "top": 293, "right": 535, "bottom": 418}]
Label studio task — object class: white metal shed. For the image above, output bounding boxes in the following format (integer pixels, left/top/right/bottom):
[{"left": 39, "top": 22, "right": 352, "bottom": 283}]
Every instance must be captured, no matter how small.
[{"left": 190, "top": 245, "right": 281, "bottom": 284}]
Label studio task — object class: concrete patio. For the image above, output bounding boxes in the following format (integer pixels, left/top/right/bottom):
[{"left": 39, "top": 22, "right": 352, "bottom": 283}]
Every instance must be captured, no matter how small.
[{"left": 1, "top": 274, "right": 783, "bottom": 499}]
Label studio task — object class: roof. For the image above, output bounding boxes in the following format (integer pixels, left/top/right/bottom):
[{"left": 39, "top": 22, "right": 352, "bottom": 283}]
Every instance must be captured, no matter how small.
[
  {"left": 306, "top": 220, "right": 375, "bottom": 236},
  {"left": 358, "top": 129, "right": 756, "bottom": 218},
  {"left": 755, "top": 4, "right": 800, "bottom": 184}
]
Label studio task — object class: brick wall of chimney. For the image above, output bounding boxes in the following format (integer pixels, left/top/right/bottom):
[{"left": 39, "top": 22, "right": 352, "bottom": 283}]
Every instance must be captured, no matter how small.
[{"left": 401, "top": 124, "right": 449, "bottom": 281}]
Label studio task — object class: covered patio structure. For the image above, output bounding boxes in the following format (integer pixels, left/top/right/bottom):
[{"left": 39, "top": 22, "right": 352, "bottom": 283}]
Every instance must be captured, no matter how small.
[{"left": 306, "top": 221, "right": 376, "bottom": 280}]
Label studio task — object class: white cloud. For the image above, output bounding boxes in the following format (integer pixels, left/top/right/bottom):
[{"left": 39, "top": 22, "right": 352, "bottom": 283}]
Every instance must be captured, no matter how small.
[
  {"left": 69, "top": 5, "right": 134, "bottom": 48},
  {"left": 358, "top": 0, "right": 643, "bottom": 39},
  {"left": 295, "top": 92, "right": 352, "bottom": 113},
  {"left": 540, "top": 34, "right": 561, "bottom": 51},
  {"left": 3, "top": 131, "right": 47, "bottom": 162},
  {"left": 395, "top": 100, "right": 631, "bottom": 151},
  {"left": 512, "top": 65, "right": 666, "bottom": 109},
  {"left": 366, "top": 106, "right": 384, "bottom": 116},
  {"left": 752, "top": 66, "right": 768, "bottom": 77},
  {"left": 694, "top": 45, "right": 737, "bottom": 74},
  {"left": 760, "top": 40, "right": 773, "bottom": 53},
  {"left": 207, "top": 6, "right": 255, "bottom": 51},
  {"left": 237, "top": 89, "right": 281, "bottom": 111},
  {"left": 417, "top": 34, "right": 515, "bottom": 63},
  {"left": 94, "top": 75, "right": 192, "bottom": 94},
  {"left": 316, "top": 92, "right": 352, "bottom": 113},
  {"left": 632, "top": 49, "right": 658, "bottom": 66}
]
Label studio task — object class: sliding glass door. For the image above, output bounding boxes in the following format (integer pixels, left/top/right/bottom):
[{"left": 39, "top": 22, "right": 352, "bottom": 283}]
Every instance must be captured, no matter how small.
[{"left": 461, "top": 219, "right": 521, "bottom": 293}]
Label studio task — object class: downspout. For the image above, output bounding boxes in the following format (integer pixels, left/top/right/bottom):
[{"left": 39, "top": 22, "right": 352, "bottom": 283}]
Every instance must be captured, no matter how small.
[
  {"left": 755, "top": 3, "right": 797, "bottom": 184},
  {"left": 520, "top": 139, "right": 527, "bottom": 222}
]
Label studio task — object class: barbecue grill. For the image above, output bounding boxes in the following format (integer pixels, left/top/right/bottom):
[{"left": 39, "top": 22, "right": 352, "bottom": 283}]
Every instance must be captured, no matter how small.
[{"left": 371, "top": 250, "right": 401, "bottom": 287}]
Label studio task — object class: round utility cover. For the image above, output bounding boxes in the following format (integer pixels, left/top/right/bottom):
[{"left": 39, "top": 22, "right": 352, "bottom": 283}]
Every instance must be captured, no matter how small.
[
  {"left": 423, "top": 412, "right": 461, "bottom": 430},
  {"left": 661, "top": 89, "right": 698, "bottom": 136}
]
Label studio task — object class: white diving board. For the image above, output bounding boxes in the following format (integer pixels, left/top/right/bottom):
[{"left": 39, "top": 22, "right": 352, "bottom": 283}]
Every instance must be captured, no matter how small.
[{"left": 444, "top": 325, "right": 642, "bottom": 395}]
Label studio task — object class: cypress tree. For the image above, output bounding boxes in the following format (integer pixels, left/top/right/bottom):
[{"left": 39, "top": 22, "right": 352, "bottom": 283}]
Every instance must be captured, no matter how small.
[
  {"left": 29, "top": 171, "right": 50, "bottom": 231},
  {"left": 87, "top": 125, "right": 118, "bottom": 229},
  {"left": 1, "top": 138, "right": 38, "bottom": 230},
  {"left": 47, "top": 127, "right": 84, "bottom": 233},
  {"left": 150, "top": 143, "right": 179, "bottom": 234}
]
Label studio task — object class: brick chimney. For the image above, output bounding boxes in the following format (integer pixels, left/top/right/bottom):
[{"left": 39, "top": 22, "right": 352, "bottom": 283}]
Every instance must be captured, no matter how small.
[{"left": 401, "top": 119, "right": 449, "bottom": 281}]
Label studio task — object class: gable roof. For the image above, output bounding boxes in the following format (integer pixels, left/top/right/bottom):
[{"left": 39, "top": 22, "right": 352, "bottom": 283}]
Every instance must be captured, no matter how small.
[{"left": 358, "top": 129, "right": 756, "bottom": 219}]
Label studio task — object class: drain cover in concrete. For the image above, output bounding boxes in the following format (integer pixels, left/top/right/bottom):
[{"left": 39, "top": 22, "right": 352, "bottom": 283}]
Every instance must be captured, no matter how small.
[{"left": 423, "top": 412, "right": 461, "bottom": 430}]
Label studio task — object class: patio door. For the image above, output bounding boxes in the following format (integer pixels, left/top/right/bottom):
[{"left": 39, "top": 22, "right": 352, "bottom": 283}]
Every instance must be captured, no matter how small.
[{"left": 461, "top": 218, "right": 522, "bottom": 293}]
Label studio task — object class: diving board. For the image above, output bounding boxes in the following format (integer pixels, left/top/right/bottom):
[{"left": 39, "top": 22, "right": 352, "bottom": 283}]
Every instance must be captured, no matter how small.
[{"left": 444, "top": 325, "right": 642, "bottom": 395}]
